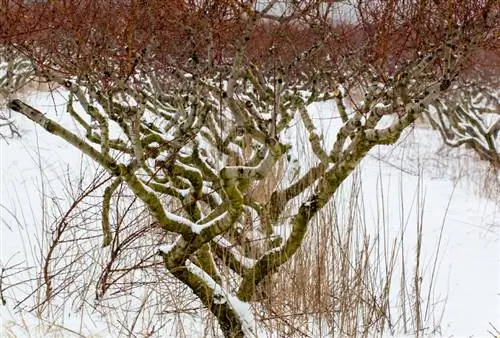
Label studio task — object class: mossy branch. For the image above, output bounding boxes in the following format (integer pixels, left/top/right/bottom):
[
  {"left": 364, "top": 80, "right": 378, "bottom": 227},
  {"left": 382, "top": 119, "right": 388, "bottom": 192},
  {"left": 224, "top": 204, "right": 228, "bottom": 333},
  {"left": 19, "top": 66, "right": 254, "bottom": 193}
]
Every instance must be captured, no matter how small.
[
  {"left": 101, "top": 178, "right": 122, "bottom": 247},
  {"left": 7, "top": 99, "right": 119, "bottom": 175}
]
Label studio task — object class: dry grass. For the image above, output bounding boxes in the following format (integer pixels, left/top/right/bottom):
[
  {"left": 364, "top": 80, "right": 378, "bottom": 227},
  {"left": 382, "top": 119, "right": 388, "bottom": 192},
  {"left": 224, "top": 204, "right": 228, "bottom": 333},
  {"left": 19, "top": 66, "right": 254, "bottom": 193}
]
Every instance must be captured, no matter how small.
[
  {"left": 445, "top": 149, "right": 500, "bottom": 203},
  {"left": 418, "top": 140, "right": 499, "bottom": 203},
  {"left": 220, "top": 120, "right": 448, "bottom": 337},
  {"left": 252, "top": 166, "right": 444, "bottom": 338}
]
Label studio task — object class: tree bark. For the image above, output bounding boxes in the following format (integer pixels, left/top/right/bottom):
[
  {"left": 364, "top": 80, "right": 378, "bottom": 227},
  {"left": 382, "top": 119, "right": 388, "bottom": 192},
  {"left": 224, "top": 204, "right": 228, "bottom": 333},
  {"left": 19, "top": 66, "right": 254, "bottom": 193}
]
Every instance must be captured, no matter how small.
[{"left": 165, "top": 261, "right": 246, "bottom": 338}]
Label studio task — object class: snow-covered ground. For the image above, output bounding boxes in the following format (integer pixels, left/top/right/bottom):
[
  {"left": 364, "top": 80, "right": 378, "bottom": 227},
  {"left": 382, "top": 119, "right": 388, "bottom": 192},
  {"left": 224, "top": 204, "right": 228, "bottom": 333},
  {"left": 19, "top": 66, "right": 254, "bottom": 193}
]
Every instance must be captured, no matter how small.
[
  {"left": 359, "top": 137, "right": 499, "bottom": 336},
  {"left": 1, "top": 91, "right": 499, "bottom": 337}
]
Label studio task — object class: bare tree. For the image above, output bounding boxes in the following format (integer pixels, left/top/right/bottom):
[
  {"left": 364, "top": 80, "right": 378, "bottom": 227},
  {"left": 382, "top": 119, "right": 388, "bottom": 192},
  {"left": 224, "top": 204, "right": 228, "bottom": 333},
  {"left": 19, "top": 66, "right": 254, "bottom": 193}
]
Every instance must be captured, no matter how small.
[
  {"left": 424, "top": 47, "right": 500, "bottom": 169},
  {"left": 2, "top": 0, "right": 498, "bottom": 336},
  {"left": 425, "top": 82, "right": 499, "bottom": 168}
]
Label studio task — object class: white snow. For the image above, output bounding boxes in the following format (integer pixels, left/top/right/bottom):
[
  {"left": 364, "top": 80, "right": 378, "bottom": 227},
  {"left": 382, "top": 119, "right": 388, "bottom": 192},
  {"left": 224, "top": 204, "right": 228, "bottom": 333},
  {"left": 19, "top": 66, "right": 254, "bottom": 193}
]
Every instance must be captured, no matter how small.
[
  {"left": 213, "top": 235, "right": 257, "bottom": 269},
  {"left": 376, "top": 114, "right": 398, "bottom": 129},
  {"left": 186, "top": 261, "right": 257, "bottom": 336},
  {"left": 192, "top": 210, "right": 228, "bottom": 234},
  {"left": 157, "top": 235, "right": 182, "bottom": 254}
]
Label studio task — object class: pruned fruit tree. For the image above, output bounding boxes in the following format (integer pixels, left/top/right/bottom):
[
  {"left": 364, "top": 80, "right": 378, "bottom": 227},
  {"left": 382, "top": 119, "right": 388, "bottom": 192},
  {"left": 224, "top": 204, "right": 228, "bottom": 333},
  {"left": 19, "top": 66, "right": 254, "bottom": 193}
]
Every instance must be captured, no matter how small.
[{"left": 1, "top": 0, "right": 498, "bottom": 336}]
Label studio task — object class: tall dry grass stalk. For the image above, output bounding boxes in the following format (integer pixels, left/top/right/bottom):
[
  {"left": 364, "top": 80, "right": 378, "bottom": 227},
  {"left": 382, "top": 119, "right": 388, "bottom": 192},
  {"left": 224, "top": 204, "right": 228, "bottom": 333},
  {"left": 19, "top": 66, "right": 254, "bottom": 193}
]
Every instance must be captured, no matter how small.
[{"left": 252, "top": 163, "right": 446, "bottom": 338}]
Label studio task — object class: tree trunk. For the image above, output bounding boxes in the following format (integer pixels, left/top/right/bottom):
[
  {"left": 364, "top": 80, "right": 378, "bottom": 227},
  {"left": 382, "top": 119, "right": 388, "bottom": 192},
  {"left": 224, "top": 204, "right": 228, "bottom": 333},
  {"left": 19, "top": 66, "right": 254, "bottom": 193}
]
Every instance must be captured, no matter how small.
[{"left": 165, "top": 262, "right": 246, "bottom": 338}]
